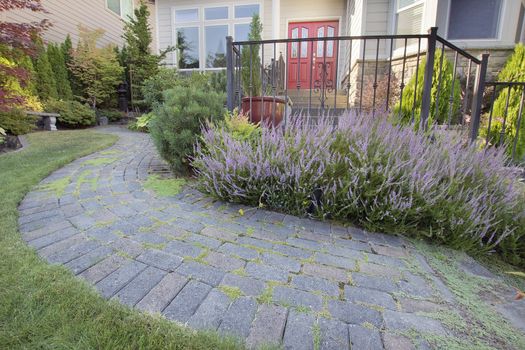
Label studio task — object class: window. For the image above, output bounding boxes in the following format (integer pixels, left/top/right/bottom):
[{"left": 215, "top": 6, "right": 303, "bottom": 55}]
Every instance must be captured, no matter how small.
[
  {"left": 205, "top": 7, "right": 228, "bottom": 20},
  {"left": 173, "top": 4, "right": 260, "bottom": 70},
  {"left": 205, "top": 25, "right": 228, "bottom": 68},
  {"left": 177, "top": 27, "right": 199, "bottom": 69},
  {"left": 516, "top": 4, "right": 525, "bottom": 43},
  {"left": 107, "top": 0, "right": 133, "bottom": 20},
  {"left": 235, "top": 4, "right": 259, "bottom": 18},
  {"left": 395, "top": 0, "right": 424, "bottom": 35},
  {"left": 447, "top": 0, "right": 502, "bottom": 40}
]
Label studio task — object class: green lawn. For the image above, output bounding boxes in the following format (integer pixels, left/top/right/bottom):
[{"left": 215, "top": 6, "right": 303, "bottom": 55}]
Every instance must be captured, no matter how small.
[{"left": 0, "top": 130, "right": 242, "bottom": 349}]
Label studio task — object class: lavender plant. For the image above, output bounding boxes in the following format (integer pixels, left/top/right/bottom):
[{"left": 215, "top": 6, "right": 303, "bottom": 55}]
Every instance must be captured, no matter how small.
[{"left": 193, "top": 112, "right": 525, "bottom": 264}]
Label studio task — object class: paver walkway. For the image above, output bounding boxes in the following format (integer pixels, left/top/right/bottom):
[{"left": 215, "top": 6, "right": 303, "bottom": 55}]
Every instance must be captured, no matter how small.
[{"left": 18, "top": 127, "right": 525, "bottom": 349}]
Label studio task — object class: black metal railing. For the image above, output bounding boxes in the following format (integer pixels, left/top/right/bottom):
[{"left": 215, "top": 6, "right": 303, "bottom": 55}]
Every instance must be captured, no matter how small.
[
  {"left": 226, "top": 27, "right": 491, "bottom": 141},
  {"left": 480, "top": 81, "right": 525, "bottom": 163}
]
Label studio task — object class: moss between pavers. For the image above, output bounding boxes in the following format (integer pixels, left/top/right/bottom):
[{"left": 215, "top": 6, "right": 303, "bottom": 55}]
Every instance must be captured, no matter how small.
[
  {"left": 218, "top": 285, "right": 243, "bottom": 300},
  {"left": 39, "top": 176, "right": 71, "bottom": 197},
  {"left": 81, "top": 157, "right": 118, "bottom": 166},
  {"left": 143, "top": 174, "right": 186, "bottom": 197}
]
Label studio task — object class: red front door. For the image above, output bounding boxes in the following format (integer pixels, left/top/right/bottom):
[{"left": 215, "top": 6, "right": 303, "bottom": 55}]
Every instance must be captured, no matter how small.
[{"left": 287, "top": 21, "right": 339, "bottom": 90}]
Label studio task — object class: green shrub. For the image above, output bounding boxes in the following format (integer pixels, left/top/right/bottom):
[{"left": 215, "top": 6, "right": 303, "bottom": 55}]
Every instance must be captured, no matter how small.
[
  {"left": 45, "top": 100, "right": 96, "bottom": 127},
  {"left": 128, "top": 112, "right": 154, "bottom": 132},
  {"left": 149, "top": 86, "right": 225, "bottom": 174},
  {"left": 34, "top": 47, "right": 58, "bottom": 101},
  {"left": 241, "top": 15, "right": 263, "bottom": 96},
  {"left": 99, "top": 108, "right": 122, "bottom": 122},
  {"left": 0, "top": 109, "right": 37, "bottom": 135},
  {"left": 141, "top": 68, "right": 179, "bottom": 109},
  {"left": 482, "top": 44, "right": 525, "bottom": 160},
  {"left": 220, "top": 109, "right": 260, "bottom": 142},
  {"left": 394, "top": 49, "right": 461, "bottom": 127},
  {"left": 47, "top": 43, "right": 73, "bottom": 100}
]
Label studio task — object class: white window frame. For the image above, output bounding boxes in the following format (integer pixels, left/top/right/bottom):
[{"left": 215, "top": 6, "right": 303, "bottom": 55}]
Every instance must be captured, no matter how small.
[
  {"left": 394, "top": 0, "right": 425, "bottom": 35},
  {"left": 444, "top": 0, "right": 504, "bottom": 42},
  {"left": 106, "top": 0, "right": 135, "bottom": 21},
  {"left": 172, "top": 2, "right": 263, "bottom": 71},
  {"left": 391, "top": 0, "right": 425, "bottom": 59}
]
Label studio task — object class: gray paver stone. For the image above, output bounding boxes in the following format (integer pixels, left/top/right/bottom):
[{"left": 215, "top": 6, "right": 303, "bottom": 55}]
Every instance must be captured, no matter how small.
[
  {"left": 316, "top": 253, "right": 356, "bottom": 270},
  {"left": 78, "top": 254, "right": 128, "bottom": 284},
  {"left": 344, "top": 286, "right": 397, "bottom": 310},
  {"left": 246, "top": 304, "right": 288, "bottom": 349},
  {"left": 163, "top": 280, "right": 212, "bottom": 323},
  {"left": 317, "top": 317, "right": 349, "bottom": 350},
  {"left": 283, "top": 311, "right": 315, "bottom": 350},
  {"left": 204, "top": 251, "right": 245, "bottom": 271},
  {"left": 220, "top": 273, "right": 266, "bottom": 296},
  {"left": 218, "top": 297, "right": 257, "bottom": 338},
  {"left": 352, "top": 273, "right": 398, "bottom": 293},
  {"left": 245, "top": 262, "right": 289, "bottom": 283},
  {"left": 136, "top": 272, "right": 188, "bottom": 313},
  {"left": 383, "top": 310, "right": 447, "bottom": 334},
  {"left": 327, "top": 300, "right": 383, "bottom": 328},
  {"left": 176, "top": 261, "right": 225, "bottom": 286},
  {"left": 302, "top": 263, "right": 349, "bottom": 282},
  {"left": 273, "top": 286, "right": 323, "bottom": 311},
  {"left": 262, "top": 252, "right": 301, "bottom": 273},
  {"left": 136, "top": 249, "right": 183, "bottom": 272},
  {"left": 219, "top": 243, "right": 259, "bottom": 260},
  {"left": 95, "top": 260, "right": 147, "bottom": 298},
  {"left": 348, "top": 324, "right": 383, "bottom": 350},
  {"left": 65, "top": 245, "right": 113, "bottom": 275},
  {"left": 187, "top": 290, "right": 231, "bottom": 330},
  {"left": 291, "top": 275, "right": 340, "bottom": 297},
  {"left": 113, "top": 266, "right": 166, "bottom": 306}
]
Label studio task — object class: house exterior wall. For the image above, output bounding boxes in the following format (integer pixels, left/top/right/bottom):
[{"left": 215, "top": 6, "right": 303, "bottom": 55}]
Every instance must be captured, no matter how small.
[{"left": 0, "top": 0, "right": 149, "bottom": 47}]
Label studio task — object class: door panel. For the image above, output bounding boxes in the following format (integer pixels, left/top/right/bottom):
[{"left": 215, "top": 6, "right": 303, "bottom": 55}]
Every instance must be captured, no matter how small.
[{"left": 287, "top": 21, "right": 339, "bottom": 90}]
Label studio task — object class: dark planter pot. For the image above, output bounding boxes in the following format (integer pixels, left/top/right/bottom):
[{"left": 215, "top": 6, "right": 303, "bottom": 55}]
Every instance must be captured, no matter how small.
[{"left": 241, "top": 96, "right": 286, "bottom": 126}]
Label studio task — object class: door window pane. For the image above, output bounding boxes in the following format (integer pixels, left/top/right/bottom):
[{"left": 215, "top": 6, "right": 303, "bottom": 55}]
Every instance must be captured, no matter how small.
[
  {"left": 327, "top": 26, "right": 335, "bottom": 57},
  {"left": 176, "top": 8, "right": 199, "bottom": 23},
  {"left": 317, "top": 27, "right": 325, "bottom": 57},
  {"left": 205, "top": 7, "right": 228, "bottom": 20},
  {"left": 235, "top": 23, "right": 250, "bottom": 42},
  {"left": 291, "top": 28, "right": 298, "bottom": 58},
  {"left": 448, "top": 0, "right": 501, "bottom": 39},
  {"left": 301, "top": 27, "right": 308, "bottom": 58},
  {"left": 235, "top": 4, "right": 259, "bottom": 18},
  {"left": 177, "top": 27, "right": 199, "bottom": 69},
  {"left": 206, "top": 25, "right": 228, "bottom": 68},
  {"left": 107, "top": 0, "right": 120, "bottom": 15}
]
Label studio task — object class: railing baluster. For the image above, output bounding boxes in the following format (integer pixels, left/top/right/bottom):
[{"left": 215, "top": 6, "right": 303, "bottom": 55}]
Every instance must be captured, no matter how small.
[
  {"left": 397, "top": 38, "right": 408, "bottom": 120},
  {"left": 249, "top": 44, "right": 253, "bottom": 122},
  {"left": 386, "top": 37, "right": 394, "bottom": 112},
  {"left": 359, "top": 38, "right": 366, "bottom": 115},
  {"left": 411, "top": 38, "right": 421, "bottom": 124},
  {"left": 346, "top": 39, "right": 352, "bottom": 110},
  {"left": 285, "top": 43, "right": 289, "bottom": 126},
  {"left": 372, "top": 38, "right": 380, "bottom": 117},
  {"left": 237, "top": 44, "right": 242, "bottom": 110},
  {"left": 447, "top": 51, "right": 459, "bottom": 127},
  {"left": 485, "top": 85, "right": 497, "bottom": 147},
  {"left": 499, "top": 85, "right": 512, "bottom": 146},
  {"left": 334, "top": 38, "right": 340, "bottom": 113},
  {"left": 261, "top": 43, "right": 265, "bottom": 123},
  {"left": 469, "top": 53, "right": 489, "bottom": 142},
  {"left": 511, "top": 88, "right": 525, "bottom": 161},
  {"left": 226, "top": 36, "right": 234, "bottom": 111},
  {"left": 322, "top": 37, "right": 327, "bottom": 113},
  {"left": 434, "top": 42, "right": 446, "bottom": 124},
  {"left": 309, "top": 38, "right": 314, "bottom": 117},
  {"left": 420, "top": 27, "right": 438, "bottom": 130},
  {"left": 462, "top": 59, "right": 472, "bottom": 125},
  {"left": 273, "top": 42, "right": 277, "bottom": 125}
]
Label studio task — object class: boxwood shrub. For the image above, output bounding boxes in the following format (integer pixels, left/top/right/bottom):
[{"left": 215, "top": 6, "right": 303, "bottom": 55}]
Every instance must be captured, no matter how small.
[
  {"left": 193, "top": 113, "right": 525, "bottom": 265},
  {"left": 45, "top": 99, "right": 96, "bottom": 127}
]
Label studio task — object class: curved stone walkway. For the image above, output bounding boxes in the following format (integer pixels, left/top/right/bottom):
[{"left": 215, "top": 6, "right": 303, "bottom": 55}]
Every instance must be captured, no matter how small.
[{"left": 18, "top": 127, "right": 524, "bottom": 349}]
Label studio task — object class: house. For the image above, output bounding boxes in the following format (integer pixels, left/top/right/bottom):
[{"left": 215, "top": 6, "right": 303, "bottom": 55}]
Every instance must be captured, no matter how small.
[
  {"left": 154, "top": 0, "right": 525, "bottom": 102},
  {"left": 1, "top": 0, "right": 156, "bottom": 47}
]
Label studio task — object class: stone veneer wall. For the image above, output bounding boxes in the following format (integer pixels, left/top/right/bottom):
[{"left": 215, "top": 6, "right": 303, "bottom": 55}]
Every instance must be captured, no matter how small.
[{"left": 342, "top": 48, "right": 514, "bottom": 109}]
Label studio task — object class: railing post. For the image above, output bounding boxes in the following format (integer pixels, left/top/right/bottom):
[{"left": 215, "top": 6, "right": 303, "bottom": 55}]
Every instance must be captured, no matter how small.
[
  {"left": 226, "top": 36, "right": 234, "bottom": 111},
  {"left": 419, "top": 27, "right": 438, "bottom": 131},
  {"left": 469, "top": 53, "right": 489, "bottom": 143}
]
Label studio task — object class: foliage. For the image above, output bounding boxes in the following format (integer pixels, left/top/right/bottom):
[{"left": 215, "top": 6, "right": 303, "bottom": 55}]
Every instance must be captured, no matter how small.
[
  {"left": 141, "top": 67, "right": 179, "bottom": 109},
  {"left": 45, "top": 99, "right": 96, "bottom": 127},
  {"left": 128, "top": 112, "right": 154, "bottom": 132},
  {"left": 121, "top": 1, "right": 174, "bottom": 107},
  {"left": 141, "top": 69, "right": 226, "bottom": 110},
  {"left": 241, "top": 14, "right": 263, "bottom": 96},
  {"left": 99, "top": 108, "right": 122, "bottom": 122},
  {"left": 194, "top": 112, "right": 525, "bottom": 266},
  {"left": 0, "top": 0, "right": 49, "bottom": 110},
  {"left": 46, "top": 43, "right": 73, "bottom": 100},
  {"left": 149, "top": 86, "right": 225, "bottom": 174},
  {"left": 69, "top": 26, "right": 124, "bottom": 108},
  {"left": 0, "top": 126, "right": 5, "bottom": 144},
  {"left": 394, "top": 49, "right": 461, "bottom": 128},
  {"left": 219, "top": 109, "right": 260, "bottom": 142},
  {"left": 34, "top": 44, "right": 58, "bottom": 101},
  {"left": 0, "top": 55, "right": 42, "bottom": 112},
  {"left": 61, "top": 34, "right": 82, "bottom": 98},
  {"left": 0, "top": 108, "right": 37, "bottom": 135},
  {"left": 482, "top": 44, "right": 525, "bottom": 160},
  {"left": 361, "top": 73, "right": 400, "bottom": 113}
]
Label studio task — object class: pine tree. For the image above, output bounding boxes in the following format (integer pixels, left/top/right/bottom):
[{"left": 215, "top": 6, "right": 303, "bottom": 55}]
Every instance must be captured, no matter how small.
[
  {"left": 34, "top": 46, "right": 58, "bottom": 101},
  {"left": 122, "top": 1, "right": 173, "bottom": 106},
  {"left": 47, "top": 43, "right": 73, "bottom": 100},
  {"left": 61, "top": 34, "right": 83, "bottom": 98}
]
